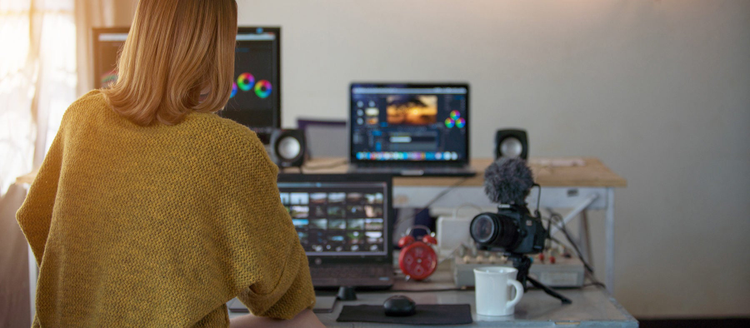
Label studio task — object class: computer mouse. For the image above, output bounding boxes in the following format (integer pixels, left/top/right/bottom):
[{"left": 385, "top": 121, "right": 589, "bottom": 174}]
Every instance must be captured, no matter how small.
[{"left": 383, "top": 295, "right": 416, "bottom": 317}]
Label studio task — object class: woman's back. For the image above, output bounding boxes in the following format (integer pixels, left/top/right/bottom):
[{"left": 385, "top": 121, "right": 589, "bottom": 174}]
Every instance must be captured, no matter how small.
[{"left": 17, "top": 91, "right": 315, "bottom": 326}]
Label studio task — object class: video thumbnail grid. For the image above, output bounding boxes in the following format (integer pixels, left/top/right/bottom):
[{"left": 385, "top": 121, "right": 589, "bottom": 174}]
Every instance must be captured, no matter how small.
[{"left": 280, "top": 190, "right": 385, "bottom": 254}]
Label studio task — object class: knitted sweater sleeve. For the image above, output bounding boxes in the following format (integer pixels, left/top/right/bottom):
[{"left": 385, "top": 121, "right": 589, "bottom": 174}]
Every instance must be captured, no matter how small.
[
  {"left": 16, "top": 120, "right": 65, "bottom": 266},
  {"left": 221, "top": 130, "right": 315, "bottom": 320}
]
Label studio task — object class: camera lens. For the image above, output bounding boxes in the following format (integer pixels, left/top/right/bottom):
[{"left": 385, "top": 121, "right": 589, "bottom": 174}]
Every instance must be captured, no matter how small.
[
  {"left": 470, "top": 214, "right": 496, "bottom": 243},
  {"left": 470, "top": 213, "right": 519, "bottom": 250}
]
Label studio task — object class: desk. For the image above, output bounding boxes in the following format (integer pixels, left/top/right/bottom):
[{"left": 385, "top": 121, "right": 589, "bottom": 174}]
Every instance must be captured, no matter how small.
[
  {"left": 228, "top": 262, "right": 638, "bottom": 327},
  {"left": 296, "top": 157, "right": 626, "bottom": 292}
]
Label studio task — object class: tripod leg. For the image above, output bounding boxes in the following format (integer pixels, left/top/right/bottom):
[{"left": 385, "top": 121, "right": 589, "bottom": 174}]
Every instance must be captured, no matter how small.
[{"left": 526, "top": 276, "right": 572, "bottom": 304}]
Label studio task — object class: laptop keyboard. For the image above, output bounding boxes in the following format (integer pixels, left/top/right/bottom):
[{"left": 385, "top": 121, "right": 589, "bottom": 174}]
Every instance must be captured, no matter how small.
[
  {"left": 357, "top": 162, "right": 463, "bottom": 169},
  {"left": 310, "top": 264, "right": 392, "bottom": 278},
  {"left": 352, "top": 163, "right": 474, "bottom": 176}
]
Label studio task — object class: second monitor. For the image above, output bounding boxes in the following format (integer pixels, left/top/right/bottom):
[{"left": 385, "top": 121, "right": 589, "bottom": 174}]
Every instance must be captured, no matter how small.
[
  {"left": 92, "top": 26, "right": 281, "bottom": 137},
  {"left": 220, "top": 26, "right": 282, "bottom": 135}
]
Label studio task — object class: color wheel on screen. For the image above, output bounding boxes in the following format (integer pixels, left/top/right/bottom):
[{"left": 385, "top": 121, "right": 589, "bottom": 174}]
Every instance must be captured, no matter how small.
[
  {"left": 445, "top": 110, "right": 464, "bottom": 128},
  {"left": 254, "top": 80, "right": 272, "bottom": 98},
  {"left": 231, "top": 73, "right": 272, "bottom": 99},
  {"left": 237, "top": 73, "right": 255, "bottom": 91},
  {"left": 230, "top": 83, "right": 238, "bottom": 98}
]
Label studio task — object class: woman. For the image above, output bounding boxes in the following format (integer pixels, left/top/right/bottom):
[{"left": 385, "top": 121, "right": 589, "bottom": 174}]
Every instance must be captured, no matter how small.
[{"left": 16, "top": 0, "right": 322, "bottom": 326}]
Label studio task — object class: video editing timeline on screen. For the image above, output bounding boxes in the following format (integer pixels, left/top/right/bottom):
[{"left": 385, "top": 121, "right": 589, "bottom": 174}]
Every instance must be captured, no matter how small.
[
  {"left": 279, "top": 182, "right": 388, "bottom": 256},
  {"left": 351, "top": 85, "right": 468, "bottom": 161}
]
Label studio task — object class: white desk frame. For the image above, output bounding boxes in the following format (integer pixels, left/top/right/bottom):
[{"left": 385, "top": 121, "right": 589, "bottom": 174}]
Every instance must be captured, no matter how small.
[{"left": 393, "top": 185, "right": 616, "bottom": 293}]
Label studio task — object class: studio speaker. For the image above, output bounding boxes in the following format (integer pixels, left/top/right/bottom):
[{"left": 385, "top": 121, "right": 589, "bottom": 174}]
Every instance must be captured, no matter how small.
[
  {"left": 494, "top": 129, "right": 528, "bottom": 160},
  {"left": 270, "top": 129, "right": 306, "bottom": 168}
]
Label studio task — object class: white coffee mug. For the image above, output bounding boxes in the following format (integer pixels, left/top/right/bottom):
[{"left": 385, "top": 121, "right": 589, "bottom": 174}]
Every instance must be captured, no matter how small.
[{"left": 474, "top": 266, "right": 524, "bottom": 316}]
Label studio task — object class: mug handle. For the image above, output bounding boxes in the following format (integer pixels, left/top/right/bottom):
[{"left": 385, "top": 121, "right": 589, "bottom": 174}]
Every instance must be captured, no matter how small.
[{"left": 506, "top": 279, "right": 524, "bottom": 310}]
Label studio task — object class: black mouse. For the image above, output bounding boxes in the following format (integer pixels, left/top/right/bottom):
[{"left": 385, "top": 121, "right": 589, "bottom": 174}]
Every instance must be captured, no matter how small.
[{"left": 383, "top": 295, "right": 416, "bottom": 316}]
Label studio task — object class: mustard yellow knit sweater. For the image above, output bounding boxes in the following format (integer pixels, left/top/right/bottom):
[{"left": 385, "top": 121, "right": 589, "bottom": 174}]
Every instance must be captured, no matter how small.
[{"left": 16, "top": 90, "right": 315, "bottom": 327}]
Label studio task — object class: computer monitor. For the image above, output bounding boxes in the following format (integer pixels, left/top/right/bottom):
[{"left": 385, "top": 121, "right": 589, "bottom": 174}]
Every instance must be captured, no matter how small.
[
  {"left": 220, "top": 27, "right": 281, "bottom": 131},
  {"left": 92, "top": 28, "right": 128, "bottom": 90},
  {"left": 92, "top": 26, "right": 281, "bottom": 132},
  {"left": 349, "top": 83, "right": 470, "bottom": 164},
  {"left": 277, "top": 174, "right": 393, "bottom": 258}
]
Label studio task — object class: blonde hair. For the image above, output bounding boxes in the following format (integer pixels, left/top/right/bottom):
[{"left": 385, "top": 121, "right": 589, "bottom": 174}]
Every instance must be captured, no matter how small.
[{"left": 103, "top": 0, "right": 238, "bottom": 126}]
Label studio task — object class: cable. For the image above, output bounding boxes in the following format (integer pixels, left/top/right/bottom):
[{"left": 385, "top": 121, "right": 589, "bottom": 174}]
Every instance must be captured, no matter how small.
[
  {"left": 544, "top": 234, "right": 606, "bottom": 289},
  {"left": 547, "top": 236, "right": 595, "bottom": 274},
  {"left": 452, "top": 203, "right": 483, "bottom": 219},
  {"left": 392, "top": 177, "right": 471, "bottom": 233},
  {"left": 582, "top": 282, "right": 607, "bottom": 289},
  {"left": 546, "top": 211, "right": 606, "bottom": 288}
]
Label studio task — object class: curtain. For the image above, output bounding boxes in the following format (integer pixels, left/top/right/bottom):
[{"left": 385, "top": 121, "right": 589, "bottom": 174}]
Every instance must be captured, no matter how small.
[
  {"left": 0, "top": 1, "right": 129, "bottom": 323},
  {"left": 0, "top": 0, "right": 130, "bottom": 197},
  {"left": 0, "top": 0, "right": 77, "bottom": 197},
  {"left": 75, "top": 0, "right": 118, "bottom": 95}
]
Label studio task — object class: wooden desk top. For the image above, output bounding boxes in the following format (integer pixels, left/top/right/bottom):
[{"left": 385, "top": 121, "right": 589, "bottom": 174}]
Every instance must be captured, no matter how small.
[
  {"left": 16, "top": 158, "right": 626, "bottom": 188},
  {"left": 300, "top": 157, "right": 627, "bottom": 188}
]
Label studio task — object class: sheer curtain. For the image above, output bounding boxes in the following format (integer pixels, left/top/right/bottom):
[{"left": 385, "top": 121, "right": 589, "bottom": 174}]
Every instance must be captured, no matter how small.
[
  {"left": 0, "top": 1, "right": 127, "bottom": 324},
  {"left": 0, "top": 0, "right": 128, "bottom": 197},
  {"left": 0, "top": 0, "right": 76, "bottom": 197}
]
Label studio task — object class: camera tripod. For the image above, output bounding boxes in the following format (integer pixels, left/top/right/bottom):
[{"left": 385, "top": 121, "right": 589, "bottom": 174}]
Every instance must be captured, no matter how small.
[{"left": 509, "top": 253, "right": 572, "bottom": 304}]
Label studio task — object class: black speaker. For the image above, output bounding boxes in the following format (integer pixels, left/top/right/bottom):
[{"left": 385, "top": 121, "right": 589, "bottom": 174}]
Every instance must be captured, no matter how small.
[
  {"left": 270, "top": 129, "right": 306, "bottom": 168},
  {"left": 494, "top": 129, "right": 528, "bottom": 160}
]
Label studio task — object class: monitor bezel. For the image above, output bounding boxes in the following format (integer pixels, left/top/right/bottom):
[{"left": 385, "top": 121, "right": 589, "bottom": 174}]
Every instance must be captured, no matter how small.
[
  {"left": 348, "top": 82, "right": 471, "bottom": 165},
  {"left": 277, "top": 173, "right": 394, "bottom": 266}
]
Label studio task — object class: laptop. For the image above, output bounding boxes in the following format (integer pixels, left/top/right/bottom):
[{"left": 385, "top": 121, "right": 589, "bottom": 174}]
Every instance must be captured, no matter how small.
[
  {"left": 348, "top": 83, "right": 476, "bottom": 177},
  {"left": 277, "top": 173, "right": 395, "bottom": 288}
]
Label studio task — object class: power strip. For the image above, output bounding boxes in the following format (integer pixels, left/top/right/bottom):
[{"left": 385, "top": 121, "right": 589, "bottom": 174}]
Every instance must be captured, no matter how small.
[{"left": 452, "top": 254, "right": 585, "bottom": 288}]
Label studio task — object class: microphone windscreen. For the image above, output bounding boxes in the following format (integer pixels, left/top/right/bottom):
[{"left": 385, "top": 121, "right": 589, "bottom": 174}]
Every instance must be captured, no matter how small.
[{"left": 484, "top": 157, "right": 534, "bottom": 205}]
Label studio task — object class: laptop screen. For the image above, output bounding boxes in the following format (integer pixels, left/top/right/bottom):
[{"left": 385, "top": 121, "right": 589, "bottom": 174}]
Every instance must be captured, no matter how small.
[
  {"left": 350, "top": 83, "right": 470, "bottom": 163},
  {"left": 277, "top": 177, "right": 390, "bottom": 257}
]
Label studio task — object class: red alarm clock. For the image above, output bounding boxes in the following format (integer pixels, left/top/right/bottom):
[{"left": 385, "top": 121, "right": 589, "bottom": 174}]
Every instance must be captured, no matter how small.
[{"left": 398, "top": 225, "right": 439, "bottom": 281}]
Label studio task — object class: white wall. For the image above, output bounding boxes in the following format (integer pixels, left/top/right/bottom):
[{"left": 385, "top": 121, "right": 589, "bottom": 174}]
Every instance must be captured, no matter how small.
[{"left": 237, "top": 0, "right": 750, "bottom": 318}]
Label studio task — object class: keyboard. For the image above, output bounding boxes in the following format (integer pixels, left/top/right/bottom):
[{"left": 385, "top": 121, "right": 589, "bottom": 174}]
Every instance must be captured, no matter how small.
[
  {"left": 350, "top": 163, "right": 476, "bottom": 177},
  {"left": 310, "top": 264, "right": 393, "bottom": 278},
  {"left": 310, "top": 264, "right": 394, "bottom": 288}
]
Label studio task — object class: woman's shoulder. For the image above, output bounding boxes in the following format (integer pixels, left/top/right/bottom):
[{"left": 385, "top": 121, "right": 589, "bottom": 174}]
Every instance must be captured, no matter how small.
[
  {"left": 184, "top": 112, "right": 267, "bottom": 158},
  {"left": 63, "top": 90, "right": 107, "bottom": 116},
  {"left": 54, "top": 90, "right": 110, "bottom": 130},
  {"left": 187, "top": 112, "right": 258, "bottom": 142}
]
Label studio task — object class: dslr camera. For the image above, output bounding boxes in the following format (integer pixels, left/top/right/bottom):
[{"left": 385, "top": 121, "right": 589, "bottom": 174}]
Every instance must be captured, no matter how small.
[
  {"left": 470, "top": 204, "right": 546, "bottom": 255},
  {"left": 469, "top": 157, "right": 547, "bottom": 255}
]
